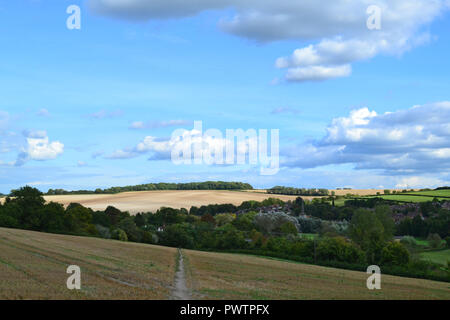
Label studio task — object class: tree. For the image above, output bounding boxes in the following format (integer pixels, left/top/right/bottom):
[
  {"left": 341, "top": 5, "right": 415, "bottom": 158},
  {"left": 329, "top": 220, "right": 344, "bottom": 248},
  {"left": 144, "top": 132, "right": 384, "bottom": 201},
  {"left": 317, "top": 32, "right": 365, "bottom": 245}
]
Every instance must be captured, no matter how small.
[
  {"left": 39, "top": 202, "right": 66, "bottom": 233},
  {"left": 427, "top": 233, "right": 442, "bottom": 249},
  {"left": 65, "top": 205, "right": 95, "bottom": 235},
  {"left": 374, "top": 205, "right": 395, "bottom": 242},
  {"left": 10, "top": 186, "right": 46, "bottom": 230},
  {"left": 381, "top": 242, "right": 410, "bottom": 266},
  {"left": 254, "top": 211, "right": 299, "bottom": 234},
  {"left": 214, "top": 213, "right": 235, "bottom": 227},
  {"left": 160, "top": 223, "right": 195, "bottom": 249},
  {"left": 118, "top": 217, "right": 141, "bottom": 242},
  {"left": 280, "top": 222, "right": 298, "bottom": 235},
  {"left": 200, "top": 213, "right": 216, "bottom": 226},
  {"left": 316, "top": 237, "right": 366, "bottom": 264},
  {"left": 348, "top": 208, "right": 391, "bottom": 264},
  {"left": 112, "top": 228, "right": 128, "bottom": 241},
  {"left": 105, "top": 206, "right": 128, "bottom": 226},
  {"left": 215, "top": 224, "right": 246, "bottom": 250}
]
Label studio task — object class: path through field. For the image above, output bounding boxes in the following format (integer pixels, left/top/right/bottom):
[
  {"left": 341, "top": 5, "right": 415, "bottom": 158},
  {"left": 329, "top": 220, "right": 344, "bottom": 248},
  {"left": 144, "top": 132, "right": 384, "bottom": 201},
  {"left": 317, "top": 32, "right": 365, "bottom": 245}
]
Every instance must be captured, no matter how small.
[{"left": 171, "top": 249, "right": 191, "bottom": 300}]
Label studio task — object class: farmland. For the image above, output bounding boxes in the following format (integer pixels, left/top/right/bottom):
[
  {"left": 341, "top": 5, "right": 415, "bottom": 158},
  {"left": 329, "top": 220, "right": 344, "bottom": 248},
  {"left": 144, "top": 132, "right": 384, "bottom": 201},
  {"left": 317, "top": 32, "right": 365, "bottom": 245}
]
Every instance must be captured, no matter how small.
[
  {"left": 364, "top": 195, "right": 449, "bottom": 203},
  {"left": 420, "top": 250, "right": 450, "bottom": 266},
  {"left": 1, "top": 227, "right": 449, "bottom": 300},
  {"left": 0, "top": 227, "right": 177, "bottom": 299},
  {"left": 39, "top": 190, "right": 299, "bottom": 214},
  {"left": 183, "top": 250, "right": 450, "bottom": 300}
]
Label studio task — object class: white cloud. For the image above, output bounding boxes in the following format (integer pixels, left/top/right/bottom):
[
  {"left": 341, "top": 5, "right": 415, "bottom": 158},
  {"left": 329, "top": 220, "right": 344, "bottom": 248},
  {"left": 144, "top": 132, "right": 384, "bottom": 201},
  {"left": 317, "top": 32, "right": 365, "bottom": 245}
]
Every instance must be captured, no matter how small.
[
  {"left": 14, "top": 131, "right": 64, "bottom": 166},
  {"left": 106, "top": 125, "right": 260, "bottom": 164},
  {"left": 285, "top": 64, "right": 352, "bottom": 82},
  {"left": 26, "top": 136, "right": 64, "bottom": 161},
  {"left": 283, "top": 101, "right": 450, "bottom": 174},
  {"left": 88, "top": 0, "right": 450, "bottom": 82},
  {"left": 395, "top": 176, "right": 449, "bottom": 189}
]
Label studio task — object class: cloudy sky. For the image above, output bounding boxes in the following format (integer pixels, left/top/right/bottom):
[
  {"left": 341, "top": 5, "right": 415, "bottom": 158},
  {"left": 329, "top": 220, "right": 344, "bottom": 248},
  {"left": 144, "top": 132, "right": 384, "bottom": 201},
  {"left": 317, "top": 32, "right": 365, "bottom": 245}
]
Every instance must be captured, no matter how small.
[{"left": 1, "top": 0, "right": 450, "bottom": 193}]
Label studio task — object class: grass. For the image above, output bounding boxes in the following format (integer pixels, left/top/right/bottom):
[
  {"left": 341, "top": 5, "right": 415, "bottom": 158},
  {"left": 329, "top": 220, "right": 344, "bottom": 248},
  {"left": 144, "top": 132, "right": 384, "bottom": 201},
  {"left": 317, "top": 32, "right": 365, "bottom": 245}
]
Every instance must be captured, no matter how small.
[
  {"left": 184, "top": 249, "right": 450, "bottom": 300},
  {"left": 404, "top": 190, "right": 450, "bottom": 198},
  {"left": 0, "top": 227, "right": 176, "bottom": 299},
  {"left": 420, "top": 250, "right": 450, "bottom": 266},
  {"left": 299, "top": 233, "right": 319, "bottom": 240},
  {"left": 364, "top": 195, "right": 448, "bottom": 203}
]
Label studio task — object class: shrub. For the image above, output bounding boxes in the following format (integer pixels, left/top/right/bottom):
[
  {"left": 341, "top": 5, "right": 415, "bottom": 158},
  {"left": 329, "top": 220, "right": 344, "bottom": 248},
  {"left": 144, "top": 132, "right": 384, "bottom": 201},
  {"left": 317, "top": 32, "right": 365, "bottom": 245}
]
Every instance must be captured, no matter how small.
[
  {"left": 427, "top": 233, "right": 442, "bottom": 249},
  {"left": 254, "top": 211, "right": 300, "bottom": 234},
  {"left": 95, "top": 224, "right": 111, "bottom": 239},
  {"left": 400, "top": 235, "right": 417, "bottom": 247},
  {"left": 112, "top": 228, "right": 128, "bottom": 241},
  {"left": 381, "top": 242, "right": 410, "bottom": 266}
]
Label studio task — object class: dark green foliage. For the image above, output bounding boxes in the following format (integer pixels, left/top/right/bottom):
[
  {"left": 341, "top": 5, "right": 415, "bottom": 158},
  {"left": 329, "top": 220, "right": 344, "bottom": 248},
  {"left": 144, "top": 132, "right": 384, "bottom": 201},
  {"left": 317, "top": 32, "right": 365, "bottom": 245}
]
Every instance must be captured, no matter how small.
[
  {"left": 316, "top": 237, "right": 366, "bottom": 264},
  {"left": 381, "top": 241, "right": 410, "bottom": 266},
  {"left": 268, "top": 186, "right": 329, "bottom": 196},
  {"left": 46, "top": 181, "right": 253, "bottom": 195}
]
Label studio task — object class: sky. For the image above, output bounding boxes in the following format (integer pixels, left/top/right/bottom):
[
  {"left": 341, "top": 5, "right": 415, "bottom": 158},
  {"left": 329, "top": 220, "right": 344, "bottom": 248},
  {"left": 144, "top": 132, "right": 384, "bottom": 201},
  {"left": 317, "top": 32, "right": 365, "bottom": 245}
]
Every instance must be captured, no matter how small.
[{"left": 1, "top": 0, "right": 450, "bottom": 193}]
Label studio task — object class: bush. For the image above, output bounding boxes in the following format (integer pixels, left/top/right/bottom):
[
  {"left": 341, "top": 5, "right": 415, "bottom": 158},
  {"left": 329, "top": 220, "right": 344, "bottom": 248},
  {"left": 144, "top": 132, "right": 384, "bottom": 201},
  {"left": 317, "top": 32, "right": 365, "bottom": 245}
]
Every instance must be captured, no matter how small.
[
  {"left": 95, "top": 224, "right": 111, "bottom": 239},
  {"left": 280, "top": 222, "right": 298, "bottom": 235},
  {"left": 427, "top": 233, "right": 442, "bottom": 249},
  {"left": 400, "top": 236, "right": 417, "bottom": 247},
  {"left": 381, "top": 242, "right": 410, "bottom": 266},
  {"left": 316, "top": 237, "right": 366, "bottom": 264},
  {"left": 254, "top": 211, "right": 300, "bottom": 234},
  {"left": 112, "top": 229, "right": 128, "bottom": 241}
]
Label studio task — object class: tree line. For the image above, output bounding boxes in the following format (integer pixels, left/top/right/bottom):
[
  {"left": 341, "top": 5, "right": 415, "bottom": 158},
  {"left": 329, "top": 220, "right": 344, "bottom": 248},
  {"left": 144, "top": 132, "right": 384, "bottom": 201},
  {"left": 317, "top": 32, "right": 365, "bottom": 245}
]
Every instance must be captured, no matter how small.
[
  {"left": 268, "top": 186, "right": 329, "bottom": 196},
  {"left": 44, "top": 181, "right": 253, "bottom": 195}
]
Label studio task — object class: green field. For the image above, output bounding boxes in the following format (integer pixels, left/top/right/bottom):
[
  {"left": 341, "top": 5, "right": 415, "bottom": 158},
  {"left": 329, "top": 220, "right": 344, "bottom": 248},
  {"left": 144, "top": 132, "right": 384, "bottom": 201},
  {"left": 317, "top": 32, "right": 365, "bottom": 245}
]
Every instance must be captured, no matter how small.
[
  {"left": 420, "top": 250, "right": 450, "bottom": 266},
  {"left": 365, "top": 195, "right": 448, "bottom": 203},
  {"left": 405, "top": 189, "right": 450, "bottom": 198}
]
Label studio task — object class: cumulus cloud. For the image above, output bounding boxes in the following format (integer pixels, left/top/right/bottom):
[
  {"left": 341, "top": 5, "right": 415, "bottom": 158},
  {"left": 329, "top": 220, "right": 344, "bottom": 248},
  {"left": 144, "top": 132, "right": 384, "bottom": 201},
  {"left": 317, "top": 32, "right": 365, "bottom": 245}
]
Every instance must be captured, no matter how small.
[
  {"left": 87, "top": 0, "right": 449, "bottom": 82},
  {"left": 106, "top": 123, "right": 263, "bottom": 165},
  {"left": 14, "top": 131, "right": 64, "bottom": 166},
  {"left": 283, "top": 101, "right": 450, "bottom": 175}
]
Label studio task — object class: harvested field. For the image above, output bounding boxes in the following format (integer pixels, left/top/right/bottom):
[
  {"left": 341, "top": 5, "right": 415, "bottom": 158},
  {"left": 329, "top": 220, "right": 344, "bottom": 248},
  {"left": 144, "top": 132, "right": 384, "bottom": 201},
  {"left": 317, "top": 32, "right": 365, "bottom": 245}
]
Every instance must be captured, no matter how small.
[
  {"left": 0, "top": 227, "right": 176, "bottom": 299},
  {"left": 41, "top": 190, "right": 298, "bottom": 214},
  {"left": 0, "top": 228, "right": 449, "bottom": 300},
  {"left": 183, "top": 250, "right": 450, "bottom": 300}
]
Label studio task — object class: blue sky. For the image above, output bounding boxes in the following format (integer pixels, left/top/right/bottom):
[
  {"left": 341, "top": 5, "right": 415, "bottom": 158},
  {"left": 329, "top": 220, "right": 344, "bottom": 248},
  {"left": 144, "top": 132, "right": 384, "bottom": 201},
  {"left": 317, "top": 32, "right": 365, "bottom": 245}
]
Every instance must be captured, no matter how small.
[{"left": 1, "top": 0, "right": 450, "bottom": 193}]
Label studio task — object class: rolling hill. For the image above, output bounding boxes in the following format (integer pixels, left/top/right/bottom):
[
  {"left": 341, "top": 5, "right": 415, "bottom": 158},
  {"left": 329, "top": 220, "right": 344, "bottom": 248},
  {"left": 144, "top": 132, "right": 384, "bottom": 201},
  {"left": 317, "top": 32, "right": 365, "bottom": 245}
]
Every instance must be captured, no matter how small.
[{"left": 0, "top": 227, "right": 449, "bottom": 300}]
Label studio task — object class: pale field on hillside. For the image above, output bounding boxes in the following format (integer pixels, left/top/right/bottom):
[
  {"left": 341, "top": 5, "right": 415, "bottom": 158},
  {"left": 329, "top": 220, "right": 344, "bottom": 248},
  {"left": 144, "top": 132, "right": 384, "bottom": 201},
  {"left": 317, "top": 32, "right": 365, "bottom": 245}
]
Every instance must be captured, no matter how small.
[
  {"left": 0, "top": 227, "right": 176, "bottom": 299},
  {"left": 39, "top": 190, "right": 299, "bottom": 214},
  {"left": 183, "top": 250, "right": 450, "bottom": 300}
]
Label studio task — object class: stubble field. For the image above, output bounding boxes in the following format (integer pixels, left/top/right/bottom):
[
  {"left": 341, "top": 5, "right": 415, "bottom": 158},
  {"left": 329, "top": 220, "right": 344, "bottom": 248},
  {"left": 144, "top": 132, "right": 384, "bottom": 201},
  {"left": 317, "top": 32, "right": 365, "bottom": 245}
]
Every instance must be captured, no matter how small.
[
  {"left": 0, "top": 227, "right": 449, "bottom": 300},
  {"left": 41, "top": 190, "right": 299, "bottom": 214}
]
